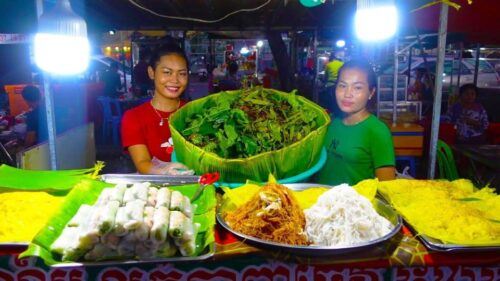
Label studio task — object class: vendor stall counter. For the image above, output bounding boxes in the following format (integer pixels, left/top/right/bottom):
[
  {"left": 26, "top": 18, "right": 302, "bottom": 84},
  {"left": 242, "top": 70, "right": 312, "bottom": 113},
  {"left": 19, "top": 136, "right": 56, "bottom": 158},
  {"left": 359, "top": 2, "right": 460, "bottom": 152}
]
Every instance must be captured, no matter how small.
[{"left": 0, "top": 225, "right": 498, "bottom": 280}]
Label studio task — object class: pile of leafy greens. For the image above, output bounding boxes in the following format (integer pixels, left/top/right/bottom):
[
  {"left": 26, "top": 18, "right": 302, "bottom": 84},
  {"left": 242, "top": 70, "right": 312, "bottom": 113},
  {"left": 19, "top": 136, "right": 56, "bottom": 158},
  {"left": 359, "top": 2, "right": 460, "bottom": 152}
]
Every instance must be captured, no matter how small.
[{"left": 181, "top": 88, "right": 320, "bottom": 159}]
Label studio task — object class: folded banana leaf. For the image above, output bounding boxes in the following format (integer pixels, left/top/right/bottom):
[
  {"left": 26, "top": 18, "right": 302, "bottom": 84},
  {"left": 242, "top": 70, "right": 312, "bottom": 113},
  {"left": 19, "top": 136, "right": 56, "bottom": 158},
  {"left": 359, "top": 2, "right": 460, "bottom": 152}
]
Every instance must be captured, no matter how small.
[
  {"left": 19, "top": 179, "right": 216, "bottom": 265},
  {"left": 0, "top": 163, "right": 103, "bottom": 191},
  {"left": 170, "top": 88, "right": 330, "bottom": 182}
]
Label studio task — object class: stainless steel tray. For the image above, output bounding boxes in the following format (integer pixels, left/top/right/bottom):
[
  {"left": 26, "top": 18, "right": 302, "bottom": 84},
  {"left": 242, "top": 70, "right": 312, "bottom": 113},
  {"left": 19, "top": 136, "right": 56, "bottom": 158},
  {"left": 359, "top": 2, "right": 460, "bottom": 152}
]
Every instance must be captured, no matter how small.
[
  {"left": 101, "top": 174, "right": 200, "bottom": 185},
  {"left": 407, "top": 226, "right": 500, "bottom": 253},
  {"left": 217, "top": 183, "right": 402, "bottom": 256},
  {"left": 51, "top": 244, "right": 215, "bottom": 268}
]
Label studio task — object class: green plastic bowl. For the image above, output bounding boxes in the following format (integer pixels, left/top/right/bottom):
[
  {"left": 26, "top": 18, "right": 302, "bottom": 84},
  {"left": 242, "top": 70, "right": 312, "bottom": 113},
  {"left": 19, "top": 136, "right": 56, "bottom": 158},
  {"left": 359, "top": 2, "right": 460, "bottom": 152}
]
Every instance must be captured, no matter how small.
[{"left": 172, "top": 147, "right": 327, "bottom": 188}]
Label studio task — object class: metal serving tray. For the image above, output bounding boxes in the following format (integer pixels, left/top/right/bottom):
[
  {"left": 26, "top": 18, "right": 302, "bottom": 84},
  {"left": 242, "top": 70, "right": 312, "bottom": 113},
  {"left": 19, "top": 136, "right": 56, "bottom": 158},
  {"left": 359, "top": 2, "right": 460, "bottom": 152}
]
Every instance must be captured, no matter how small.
[
  {"left": 409, "top": 227, "right": 500, "bottom": 253},
  {"left": 217, "top": 183, "right": 402, "bottom": 256},
  {"left": 51, "top": 244, "right": 215, "bottom": 268},
  {"left": 51, "top": 174, "right": 214, "bottom": 267},
  {"left": 101, "top": 174, "right": 200, "bottom": 185}
]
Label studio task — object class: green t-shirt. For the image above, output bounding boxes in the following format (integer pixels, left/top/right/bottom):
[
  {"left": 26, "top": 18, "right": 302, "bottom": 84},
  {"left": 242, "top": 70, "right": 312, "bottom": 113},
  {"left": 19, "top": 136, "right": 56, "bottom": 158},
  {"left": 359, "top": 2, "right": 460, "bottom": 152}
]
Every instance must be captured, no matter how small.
[{"left": 315, "top": 114, "right": 395, "bottom": 186}]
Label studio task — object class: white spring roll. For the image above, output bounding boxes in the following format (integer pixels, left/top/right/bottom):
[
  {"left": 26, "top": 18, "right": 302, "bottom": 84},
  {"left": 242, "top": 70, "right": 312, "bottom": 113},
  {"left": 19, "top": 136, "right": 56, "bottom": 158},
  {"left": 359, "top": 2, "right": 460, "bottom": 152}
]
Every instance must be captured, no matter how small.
[
  {"left": 177, "top": 223, "right": 200, "bottom": 257},
  {"left": 50, "top": 227, "right": 80, "bottom": 255},
  {"left": 117, "top": 233, "right": 136, "bottom": 257},
  {"left": 133, "top": 206, "right": 154, "bottom": 242},
  {"left": 169, "top": 191, "right": 184, "bottom": 212},
  {"left": 182, "top": 196, "right": 193, "bottom": 218},
  {"left": 136, "top": 242, "right": 158, "bottom": 259},
  {"left": 133, "top": 182, "right": 150, "bottom": 202},
  {"left": 151, "top": 206, "right": 170, "bottom": 243},
  {"left": 157, "top": 238, "right": 177, "bottom": 257},
  {"left": 168, "top": 211, "right": 194, "bottom": 242},
  {"left": 67, "top": 205, "right": 93, "bottom": 227},
  {"left": 96, "top": 200, "right": 120, "bottom": 234},
  {"left": 95, "top": 188, "right": 113, "bottom": 206},
  {"left": 123, "top": 185, "right": 136, "bottom": 203},
  {"left": 109, "top": 183, "right": 127, "bottom": 205},
  {"left": 156, "top": 188, "right": 172, "bottom": 209},
  {"left": 84, "top": 243, "right": 119, "bottom": 261},
  {"left": 101, "top": 232, "right": 121, "bottom": 250},
  {"left": 113, "top": 207, "right": 129, "bottom": 236},
  {"left": 124, "top": 200, "right": 145, "bottom": 230},
  {"left": 147, "top": 187, "right": 158, "bottom": 207}
]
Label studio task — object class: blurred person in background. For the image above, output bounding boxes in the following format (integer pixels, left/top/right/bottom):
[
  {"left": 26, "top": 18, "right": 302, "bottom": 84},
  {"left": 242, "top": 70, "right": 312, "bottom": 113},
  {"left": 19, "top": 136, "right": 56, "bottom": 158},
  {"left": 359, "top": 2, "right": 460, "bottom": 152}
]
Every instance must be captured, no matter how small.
[
  {"left": 444, "top": 84, "right": 489, "bottom": 144},
  {"left": 102, "top": 62, "right": 122, "bottom": 98},
  {"left": 133, "top": 50, "right": 152, "bottom": 97},
  {"left": 21, "top": 85, "right": 48, "bottom": 146},
  {"left": 219, "top": 62, "right": 241, "bottom": 91},
  {"left": 319, "top": 51, "right": 344, "bottom": 116}
]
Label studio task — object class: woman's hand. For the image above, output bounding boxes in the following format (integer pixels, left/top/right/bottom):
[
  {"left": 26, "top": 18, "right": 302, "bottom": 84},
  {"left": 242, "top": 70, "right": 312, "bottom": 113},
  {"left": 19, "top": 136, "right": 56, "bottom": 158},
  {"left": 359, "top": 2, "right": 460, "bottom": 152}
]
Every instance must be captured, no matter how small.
[
  {"left": 150, "top": 157, "right": 195, "bottom": 175},
  {"left": 128, "top": 144, "right": 194, "bottom": 175}
]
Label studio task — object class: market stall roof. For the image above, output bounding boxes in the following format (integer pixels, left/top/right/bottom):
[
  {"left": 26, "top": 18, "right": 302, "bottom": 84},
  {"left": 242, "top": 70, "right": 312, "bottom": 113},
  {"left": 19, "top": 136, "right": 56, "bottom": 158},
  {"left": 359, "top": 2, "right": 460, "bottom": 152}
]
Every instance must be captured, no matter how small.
[
  {"left": 83, "top": 0, "right": 356, "bottom": 32},
  {"left": 409, "top": 0, "right": 500, "bottom": 45}
]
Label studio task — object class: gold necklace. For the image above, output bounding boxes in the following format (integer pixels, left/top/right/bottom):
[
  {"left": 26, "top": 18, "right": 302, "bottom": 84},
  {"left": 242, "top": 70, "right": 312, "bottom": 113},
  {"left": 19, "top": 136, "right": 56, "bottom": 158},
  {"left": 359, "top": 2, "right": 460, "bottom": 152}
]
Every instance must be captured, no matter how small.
[{"left": 150, "top": 99, "right": 180, "bottom": 126}]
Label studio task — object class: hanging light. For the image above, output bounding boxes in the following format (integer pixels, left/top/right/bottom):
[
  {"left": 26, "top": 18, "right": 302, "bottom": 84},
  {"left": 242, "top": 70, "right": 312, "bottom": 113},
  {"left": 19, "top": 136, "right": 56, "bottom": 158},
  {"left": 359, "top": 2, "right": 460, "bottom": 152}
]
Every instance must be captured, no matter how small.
[
  {"left": 257, "top": 40, "right": 264, "bottom": 48},
  {"left": 335, "top": 39, "right": 346, "bottom": 48},
  {"left": 34, "top": 0, "right": 90, "bottom": 75},
  {"left": 355, "top": 0, "right": 398, "bottom": 42},
  {"left": 240, "top": 46, "right": 250, "bottom": 55},
  {"left": 300, "top": 0, "right": 326, "bottom": 8}
]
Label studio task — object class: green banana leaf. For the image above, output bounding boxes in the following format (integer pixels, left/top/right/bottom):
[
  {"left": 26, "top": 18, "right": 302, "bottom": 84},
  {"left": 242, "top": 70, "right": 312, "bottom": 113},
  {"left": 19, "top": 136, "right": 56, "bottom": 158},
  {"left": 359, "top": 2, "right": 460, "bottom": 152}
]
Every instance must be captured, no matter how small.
[
  {"left": 20, "top": 179, "right": 216, "bottom": 265},
  {"left": 0, "top": 163, "right": 103, "bottom": 191},
  {"left": 170, "top": 88, "right": 330, "bottom": 182}
]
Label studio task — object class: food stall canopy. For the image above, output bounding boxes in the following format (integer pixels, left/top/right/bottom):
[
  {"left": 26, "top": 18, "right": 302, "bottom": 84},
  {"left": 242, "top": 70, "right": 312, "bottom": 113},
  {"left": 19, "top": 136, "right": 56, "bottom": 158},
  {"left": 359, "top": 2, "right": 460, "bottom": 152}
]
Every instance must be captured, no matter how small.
[
  {"left": 408, "top": 0, "right": 500, "bottom": 45},
  {"left": 83, "top": 0, "right": 356, "bottom": 32}
]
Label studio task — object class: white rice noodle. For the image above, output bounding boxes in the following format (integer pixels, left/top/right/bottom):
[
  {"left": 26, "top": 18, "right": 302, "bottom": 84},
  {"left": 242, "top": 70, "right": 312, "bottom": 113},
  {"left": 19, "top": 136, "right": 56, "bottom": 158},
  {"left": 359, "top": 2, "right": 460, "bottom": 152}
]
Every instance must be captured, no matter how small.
[{"left": 304, "top": 184, "right": 393, "bottom": 247}]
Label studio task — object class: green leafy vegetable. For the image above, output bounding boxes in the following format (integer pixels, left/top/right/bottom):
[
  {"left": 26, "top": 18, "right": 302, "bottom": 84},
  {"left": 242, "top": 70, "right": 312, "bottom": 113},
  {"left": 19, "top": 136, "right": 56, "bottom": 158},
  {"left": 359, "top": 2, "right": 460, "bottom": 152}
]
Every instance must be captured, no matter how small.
[{"left": 180, "top": 87, "right": 322, "bottom": 159}]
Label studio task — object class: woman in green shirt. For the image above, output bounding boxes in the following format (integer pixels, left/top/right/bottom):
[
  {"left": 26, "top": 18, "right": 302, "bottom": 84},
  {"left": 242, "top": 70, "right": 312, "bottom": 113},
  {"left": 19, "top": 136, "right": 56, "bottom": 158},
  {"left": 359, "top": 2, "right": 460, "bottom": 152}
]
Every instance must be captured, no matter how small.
[{"left": 316, "top": 60, "right": 395, "bottom": 185}]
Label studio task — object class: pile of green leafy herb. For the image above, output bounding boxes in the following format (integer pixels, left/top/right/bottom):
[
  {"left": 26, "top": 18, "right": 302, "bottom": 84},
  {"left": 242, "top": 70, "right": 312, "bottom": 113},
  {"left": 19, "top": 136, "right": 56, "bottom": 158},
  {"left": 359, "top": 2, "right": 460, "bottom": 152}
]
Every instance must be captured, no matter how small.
[{"left": 181, "top": 88, "right": 320, "bottom": 159}]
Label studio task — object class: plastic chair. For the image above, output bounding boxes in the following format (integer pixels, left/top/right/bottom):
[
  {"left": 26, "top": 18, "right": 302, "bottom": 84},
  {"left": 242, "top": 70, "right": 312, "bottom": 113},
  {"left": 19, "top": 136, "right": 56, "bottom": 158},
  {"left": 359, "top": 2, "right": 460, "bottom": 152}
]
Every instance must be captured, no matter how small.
[
  {"left": 436, "top": 140, "right": 459, "bottom": 180},
  {"left": 396, "top": 156, "right": 417, "bottom": 177},
  {"left": 97, "top": 96, "right": 122, "bottom": 145}
]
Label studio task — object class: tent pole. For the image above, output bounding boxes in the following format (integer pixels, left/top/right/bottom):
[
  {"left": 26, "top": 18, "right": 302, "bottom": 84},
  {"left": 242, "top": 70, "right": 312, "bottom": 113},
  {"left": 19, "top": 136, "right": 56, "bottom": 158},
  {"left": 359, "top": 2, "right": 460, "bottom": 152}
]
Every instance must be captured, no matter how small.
[
  {"left": 473, "top": 44, "right": 481, "bottom": 86},
  {"left": 427, "top": 3, "right": 449, "bottom": 179},
  {"left": 392, "top": 37, "right": 399, "bottom": 124}
]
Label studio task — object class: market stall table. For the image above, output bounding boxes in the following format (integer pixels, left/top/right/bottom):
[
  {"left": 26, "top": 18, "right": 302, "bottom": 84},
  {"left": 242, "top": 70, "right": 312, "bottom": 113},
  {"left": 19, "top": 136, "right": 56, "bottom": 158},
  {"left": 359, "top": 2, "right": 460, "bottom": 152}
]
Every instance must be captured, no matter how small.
[{"left": 0, "top": 225, "right": 498, "bottom": 280}]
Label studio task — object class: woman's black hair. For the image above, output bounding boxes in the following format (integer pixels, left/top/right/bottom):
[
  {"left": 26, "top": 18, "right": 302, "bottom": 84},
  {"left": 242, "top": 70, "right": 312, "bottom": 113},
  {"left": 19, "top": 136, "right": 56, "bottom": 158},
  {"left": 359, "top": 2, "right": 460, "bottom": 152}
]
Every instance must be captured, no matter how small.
[
  {"left": 337, "top": 60, "right": 377, "bottom": 91},
  {"left": 148, "top": 43, "right": 189, "bottom": 70},
  {"left": 459, "top": 83, "right": 477, "bottom": 96}
]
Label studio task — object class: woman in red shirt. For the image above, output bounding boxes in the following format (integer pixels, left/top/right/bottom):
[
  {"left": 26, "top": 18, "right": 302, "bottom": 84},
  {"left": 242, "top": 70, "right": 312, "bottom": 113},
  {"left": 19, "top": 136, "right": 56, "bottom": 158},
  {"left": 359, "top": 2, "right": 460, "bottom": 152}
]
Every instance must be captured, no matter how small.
[{"left": 121, "top": 44, "right": 192, "bottom": 174}]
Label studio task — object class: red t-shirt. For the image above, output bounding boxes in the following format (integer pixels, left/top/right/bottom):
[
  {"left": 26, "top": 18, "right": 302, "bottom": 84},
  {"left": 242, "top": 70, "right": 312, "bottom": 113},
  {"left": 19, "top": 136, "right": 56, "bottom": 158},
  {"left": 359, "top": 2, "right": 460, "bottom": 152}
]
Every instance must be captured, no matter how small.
[{"left": 121, "top": 100, "right": 186, "bottom": 162}]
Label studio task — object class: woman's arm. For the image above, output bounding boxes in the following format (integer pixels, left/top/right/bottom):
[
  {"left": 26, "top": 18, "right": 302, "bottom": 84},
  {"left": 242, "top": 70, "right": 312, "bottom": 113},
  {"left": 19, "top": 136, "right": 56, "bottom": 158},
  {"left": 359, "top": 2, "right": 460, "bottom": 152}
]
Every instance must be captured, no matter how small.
[
  {"left": 375, "top": 166, "right": 396, "bottom": 181},
  {"left": 128, "top": 144, "right": 154, "bottom": 174}
]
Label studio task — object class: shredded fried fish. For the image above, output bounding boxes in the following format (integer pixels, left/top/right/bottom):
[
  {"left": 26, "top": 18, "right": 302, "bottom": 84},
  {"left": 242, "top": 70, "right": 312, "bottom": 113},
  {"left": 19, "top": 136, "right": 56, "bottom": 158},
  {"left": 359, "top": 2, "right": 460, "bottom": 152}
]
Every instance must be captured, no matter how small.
[{"left": 225, "top": 183, "right": 308, "bottom": 245}]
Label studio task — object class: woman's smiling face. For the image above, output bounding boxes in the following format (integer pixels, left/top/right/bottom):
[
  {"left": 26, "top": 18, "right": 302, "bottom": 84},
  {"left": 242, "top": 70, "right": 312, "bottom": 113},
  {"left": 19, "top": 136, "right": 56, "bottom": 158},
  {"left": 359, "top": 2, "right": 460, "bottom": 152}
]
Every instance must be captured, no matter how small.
[
  {"left": 148, "top": 53, "right": 188, "bottom": 99},
  {"left": 335, "top": 67, "right": 374, "bottom": 115}
]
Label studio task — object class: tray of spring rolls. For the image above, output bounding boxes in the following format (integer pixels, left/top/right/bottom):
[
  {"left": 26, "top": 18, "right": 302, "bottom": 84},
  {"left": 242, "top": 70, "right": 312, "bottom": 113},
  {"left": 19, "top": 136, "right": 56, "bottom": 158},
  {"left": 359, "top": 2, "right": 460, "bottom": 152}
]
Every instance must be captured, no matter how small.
[
  {"left": 19, "top": 175, "right": 217, "bottom": 267},
  {"left": 217, "top": 182, "right": 402, "bottom": 256}
]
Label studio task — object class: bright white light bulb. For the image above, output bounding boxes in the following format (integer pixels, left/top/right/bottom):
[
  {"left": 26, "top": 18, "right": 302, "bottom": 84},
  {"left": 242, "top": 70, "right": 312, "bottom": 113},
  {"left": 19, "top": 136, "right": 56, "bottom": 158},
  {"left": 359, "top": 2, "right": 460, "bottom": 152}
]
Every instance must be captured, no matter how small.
[
  {"left": 257, "top": 40, "right": 264, "bottom": 48},
  {"left": 240, "top": 47, "right": 250, "bottom": 55},
  {"left": 355, "top": 6, "right": 398, "bottom": 41},
  {"left": 336, "top": 40, "right": 346, "bottom": 48},
  {"left": 34, "top": 33, "right": 89, "bottom": 75}
]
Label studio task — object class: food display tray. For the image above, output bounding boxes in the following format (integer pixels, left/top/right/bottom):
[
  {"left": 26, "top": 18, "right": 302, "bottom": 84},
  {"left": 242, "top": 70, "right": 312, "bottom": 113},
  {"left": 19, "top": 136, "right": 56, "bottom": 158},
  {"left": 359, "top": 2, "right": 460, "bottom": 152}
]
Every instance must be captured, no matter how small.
[
  {"left": 407, "top": 226, "right": 500, "bottom": 253},
  {"left": 217, "top": 183, "right": 402, "bottom": 256},
  {"left": 101, "top": 174, "right": 201, "bottom": 185},
  {"left": 50, "top": 244, "right": 215, "bottom": 268}
]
